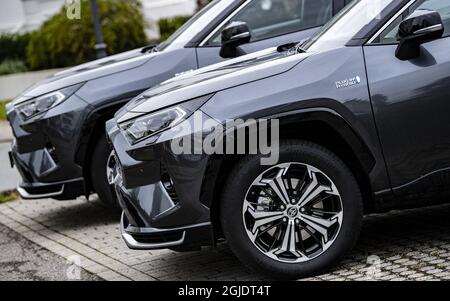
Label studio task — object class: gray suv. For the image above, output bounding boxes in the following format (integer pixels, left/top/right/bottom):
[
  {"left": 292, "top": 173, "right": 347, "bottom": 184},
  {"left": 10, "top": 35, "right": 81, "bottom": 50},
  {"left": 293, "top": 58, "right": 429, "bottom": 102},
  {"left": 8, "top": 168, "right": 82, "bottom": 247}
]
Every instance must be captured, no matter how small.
[
  {"left": 7, "top": 0, "right": 343, "bottom": 207},
  {"left": 108, "top": 0, "right": 450, "bottom": 279}
]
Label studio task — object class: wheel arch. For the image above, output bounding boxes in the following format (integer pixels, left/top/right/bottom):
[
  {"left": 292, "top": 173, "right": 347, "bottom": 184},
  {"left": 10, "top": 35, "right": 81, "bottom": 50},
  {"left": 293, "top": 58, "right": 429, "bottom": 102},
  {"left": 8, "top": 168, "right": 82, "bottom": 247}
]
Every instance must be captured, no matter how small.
[
  {"left": 202, "top": 109, "right": 377, "bottom": 240},
  {"left": 75, "top": 99, "right": 132, "bottom": 193}
]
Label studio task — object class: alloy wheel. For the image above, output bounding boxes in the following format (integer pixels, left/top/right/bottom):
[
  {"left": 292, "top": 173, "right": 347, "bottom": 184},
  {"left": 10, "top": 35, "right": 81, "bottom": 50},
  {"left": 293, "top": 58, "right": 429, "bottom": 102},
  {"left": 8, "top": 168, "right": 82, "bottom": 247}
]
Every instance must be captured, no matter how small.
[
  {"left": 242, "top": 162, "right": 343, "bottom": 263},
  {"left": 106, "top": 151, "right": 118, "bottom": 185}
]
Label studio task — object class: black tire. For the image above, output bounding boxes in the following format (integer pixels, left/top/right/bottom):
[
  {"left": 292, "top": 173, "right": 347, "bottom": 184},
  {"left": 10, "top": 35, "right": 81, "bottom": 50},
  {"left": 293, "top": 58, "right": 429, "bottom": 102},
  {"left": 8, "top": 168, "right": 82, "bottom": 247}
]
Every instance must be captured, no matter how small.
[
  {"left": 91, "top": 135, "right": 120, "bottom": 210},
  {"left": 220, "top": 140, "right": 363, "bottom": 280}
]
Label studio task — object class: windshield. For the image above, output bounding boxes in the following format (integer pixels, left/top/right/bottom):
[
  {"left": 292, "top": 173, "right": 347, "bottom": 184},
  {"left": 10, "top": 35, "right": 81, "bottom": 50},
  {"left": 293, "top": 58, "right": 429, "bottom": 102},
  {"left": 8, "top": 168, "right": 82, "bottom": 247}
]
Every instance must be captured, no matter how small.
[
  {"left": 158, "top": 0, "right": 235, "bottom": 51},
  {"left": 302, "top": 0, "right": 396, "bottom": 52}
]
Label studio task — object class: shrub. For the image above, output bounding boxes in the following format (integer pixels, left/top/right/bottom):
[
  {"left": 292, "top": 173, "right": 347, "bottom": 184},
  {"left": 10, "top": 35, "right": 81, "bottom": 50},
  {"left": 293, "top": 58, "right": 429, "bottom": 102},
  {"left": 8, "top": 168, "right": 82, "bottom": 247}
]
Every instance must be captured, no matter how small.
[
  {"left": 0, "top": 99, "right": 11, "bottom": 121},
  {"left": 0, "top": 190, "right": 18, "bottom": 204},
  {"left": 27, "top": 0, "right": 148, "bottom": 70},
  {"left": 0, "top": 60, "right": 28, "bottom": 75},
  {"left": 0, "top": 33, "right": 31, "bottom": 64},
  {"left": 158, "top": 16, "right": 191, "bottom": 41}
]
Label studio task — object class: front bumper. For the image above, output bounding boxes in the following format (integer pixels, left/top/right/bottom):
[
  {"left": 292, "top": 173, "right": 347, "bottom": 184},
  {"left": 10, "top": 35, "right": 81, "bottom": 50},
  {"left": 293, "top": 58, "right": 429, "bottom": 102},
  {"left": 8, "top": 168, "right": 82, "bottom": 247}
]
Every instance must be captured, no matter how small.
[
  {"left": 7, "top": 94, "right": 91, "bottom": 200},
  {"left": 120, "top": 212, "right": 211, "bottom": 250},
  {"left": 107, "top": 111, "right": 220, "bottom": 250}
]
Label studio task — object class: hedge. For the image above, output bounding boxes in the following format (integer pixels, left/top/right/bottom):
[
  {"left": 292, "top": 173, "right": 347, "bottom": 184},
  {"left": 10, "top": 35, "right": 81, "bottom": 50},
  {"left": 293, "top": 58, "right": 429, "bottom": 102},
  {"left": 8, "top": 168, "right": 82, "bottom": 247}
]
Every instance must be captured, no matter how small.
[
  {"left": 158, "top": 16, "right": 191, "bottom": 42},
  {"left": 0, "top": 33, "right": 31, "bottom": 64}
]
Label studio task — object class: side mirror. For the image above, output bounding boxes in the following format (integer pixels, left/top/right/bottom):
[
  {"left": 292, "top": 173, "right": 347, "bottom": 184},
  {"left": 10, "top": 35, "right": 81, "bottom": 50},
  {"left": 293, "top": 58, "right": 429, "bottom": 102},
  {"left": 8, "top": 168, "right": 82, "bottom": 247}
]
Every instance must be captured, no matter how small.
[
  {"left": 220, "top": 21, "right": 251, "bottom": 59},
  {"left": 396, "top": 9, "right": 444, "bottom": 60}
]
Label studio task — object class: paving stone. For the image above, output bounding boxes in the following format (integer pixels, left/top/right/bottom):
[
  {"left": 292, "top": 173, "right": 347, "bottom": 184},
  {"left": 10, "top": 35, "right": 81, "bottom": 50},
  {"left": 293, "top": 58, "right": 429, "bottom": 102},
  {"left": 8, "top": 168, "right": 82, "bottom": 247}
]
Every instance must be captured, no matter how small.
[
  {"left": 96, "top": 270, "right": 128, "bottom": 281},
  {"left": 3, "top": 199, "right": 450, "bottom": 281}
]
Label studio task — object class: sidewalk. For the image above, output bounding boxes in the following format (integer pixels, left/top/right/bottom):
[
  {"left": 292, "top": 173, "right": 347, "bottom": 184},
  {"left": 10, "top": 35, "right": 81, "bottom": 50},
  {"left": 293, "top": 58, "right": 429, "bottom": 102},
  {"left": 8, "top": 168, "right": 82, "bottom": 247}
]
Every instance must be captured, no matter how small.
[
  {"left": 2, "top": 196, "right": 450, "bottom": 281},
  {"left": 0, "top": 121, "right": 12, "bottom": 143},
  {"left": 0, "top": 121, "right": 19, "bottom": 192}
]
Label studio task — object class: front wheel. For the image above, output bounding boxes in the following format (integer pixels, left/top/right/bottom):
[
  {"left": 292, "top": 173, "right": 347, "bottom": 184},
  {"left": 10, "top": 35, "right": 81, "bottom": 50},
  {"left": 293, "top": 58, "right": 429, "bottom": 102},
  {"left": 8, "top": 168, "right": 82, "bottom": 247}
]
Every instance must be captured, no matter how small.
[
  {"left": 91, "top": 135, "right": 120, "bottom": 210},
  {"left": 220, "top": 140, "right": 363, "bottom": 279}
]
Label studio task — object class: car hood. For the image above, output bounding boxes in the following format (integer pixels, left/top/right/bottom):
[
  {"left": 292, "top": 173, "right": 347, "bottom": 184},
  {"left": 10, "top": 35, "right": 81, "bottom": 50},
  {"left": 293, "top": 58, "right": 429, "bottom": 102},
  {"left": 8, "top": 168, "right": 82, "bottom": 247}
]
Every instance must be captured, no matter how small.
[
  {"left": 16, "top": 47, "right": 158, "bottom": 101},
  {"left": 122, "top": 47, "right": 310, "bottom": 116}
]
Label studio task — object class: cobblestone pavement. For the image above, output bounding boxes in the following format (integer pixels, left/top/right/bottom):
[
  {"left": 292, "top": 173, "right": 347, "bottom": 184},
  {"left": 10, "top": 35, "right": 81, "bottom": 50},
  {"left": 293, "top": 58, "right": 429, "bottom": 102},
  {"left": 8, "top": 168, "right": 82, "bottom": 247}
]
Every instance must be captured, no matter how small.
[{"left": 1, "top": 197, "right": 450, "bottom": 281}]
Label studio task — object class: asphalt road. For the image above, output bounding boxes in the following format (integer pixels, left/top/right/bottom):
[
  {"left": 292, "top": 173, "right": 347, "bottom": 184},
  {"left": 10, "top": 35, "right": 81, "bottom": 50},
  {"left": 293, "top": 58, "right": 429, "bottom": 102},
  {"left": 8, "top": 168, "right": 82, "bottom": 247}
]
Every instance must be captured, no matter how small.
[{"left": 0, "top": 224, "right": 100, "bottom": 281}]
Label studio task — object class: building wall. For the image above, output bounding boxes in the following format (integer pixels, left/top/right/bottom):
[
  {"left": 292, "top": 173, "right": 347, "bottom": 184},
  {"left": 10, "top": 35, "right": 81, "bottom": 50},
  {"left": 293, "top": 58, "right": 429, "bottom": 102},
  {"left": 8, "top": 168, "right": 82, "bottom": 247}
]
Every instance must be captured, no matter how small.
[
  {"left": 21, "top": 0, "right": 66, "bottom": 32},
  {"left": 0, "top": 0, "right": 197, "bottom": 39},
  {"left": 142, "top": 0, "right": 197, "bottom": 39},
  {"left": 0, "top": 0, "right": 27, "bottom": 33}
]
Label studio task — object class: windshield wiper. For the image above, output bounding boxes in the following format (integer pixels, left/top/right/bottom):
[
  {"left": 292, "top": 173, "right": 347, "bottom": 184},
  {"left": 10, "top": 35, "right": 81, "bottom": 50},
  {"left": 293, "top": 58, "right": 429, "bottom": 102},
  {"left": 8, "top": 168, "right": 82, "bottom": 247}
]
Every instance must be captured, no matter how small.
[
  {"left": 277, "top": 42, "right": 299, "bottom": 53},
  {"left": 141, "top": 44, "right": 159, "bottom": 54},
  {"left": 296, "top": 45, "right": 306, "bottom": 53},
  {"left": 295, "top": 38, "right": 309, "bottom": 53},
  {"left": 277, "top": 39, "right": 308, "bottom": 54}
]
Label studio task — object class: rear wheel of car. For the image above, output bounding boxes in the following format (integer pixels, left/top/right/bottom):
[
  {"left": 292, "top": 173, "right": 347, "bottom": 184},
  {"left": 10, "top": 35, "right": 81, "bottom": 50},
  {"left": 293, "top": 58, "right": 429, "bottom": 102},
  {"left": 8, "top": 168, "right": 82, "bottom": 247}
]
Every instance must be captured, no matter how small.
[
  {"left": 220, "top": 140, "right": 363, "bottom": 279},
  {"left": 91, "top": 135, "right": 120, "bottom": 210}
]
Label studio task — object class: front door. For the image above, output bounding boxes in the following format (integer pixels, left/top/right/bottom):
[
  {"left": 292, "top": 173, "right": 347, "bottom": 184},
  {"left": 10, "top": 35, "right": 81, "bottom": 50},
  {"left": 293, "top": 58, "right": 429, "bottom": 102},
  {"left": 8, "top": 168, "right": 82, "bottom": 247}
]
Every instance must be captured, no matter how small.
[{"left": 364, "top": 0, "right": 450, "bottom": 199}]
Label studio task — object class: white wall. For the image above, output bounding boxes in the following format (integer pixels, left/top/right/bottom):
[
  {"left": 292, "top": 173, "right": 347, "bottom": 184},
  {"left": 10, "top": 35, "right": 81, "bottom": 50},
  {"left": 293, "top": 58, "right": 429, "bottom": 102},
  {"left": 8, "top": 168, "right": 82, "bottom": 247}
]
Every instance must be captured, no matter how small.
[
  {"left": 20, "top": 0, "right": 65, "bottom": 33},
  {"left": 141, "top": 0, "right": 197, "bottom": 39},
  {"left": 0, "top": 0, "right": 64, "bottom": 34},
  {"left": 0, "top": 0, "right": 26, "bottom": 33},
  {"left": 0, "top": 0, "right": 197, "bottom": 39}
]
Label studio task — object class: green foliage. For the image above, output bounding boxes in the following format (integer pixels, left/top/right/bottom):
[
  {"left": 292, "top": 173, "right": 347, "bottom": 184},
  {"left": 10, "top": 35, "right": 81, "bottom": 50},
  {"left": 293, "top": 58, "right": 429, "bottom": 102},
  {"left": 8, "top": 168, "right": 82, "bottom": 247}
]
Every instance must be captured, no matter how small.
[
  {"left": 0, "top": 100, "right": 11, "bottom": 120},
  {"left": 0, "top": 60, "right": 28, "bottom": 75},
  {"left": 0, "top": 33, "right": 31, "bottom": 63},
  {"left": 158, "top": 16, "right": 191, "bottom": 41},
  {"left": 27, "top": 0, "right": 148, "bottom": 70},
  {"left": 0, "top": 190, "right": 18, "bottom": 204}
]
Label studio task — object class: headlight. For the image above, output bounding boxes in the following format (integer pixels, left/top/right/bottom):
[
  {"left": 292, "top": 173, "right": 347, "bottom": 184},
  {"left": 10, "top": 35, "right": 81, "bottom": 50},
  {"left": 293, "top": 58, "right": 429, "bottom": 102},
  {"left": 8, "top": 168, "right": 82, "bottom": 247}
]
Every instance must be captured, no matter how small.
[
  {"left": 120, "top": 106, "right": 187, "bottom": 143},
  {"left": 118, "top": 94, "right": 214, "bottom": 144},
  {"left": 15, "top": 83, "right": 84, "bottom": 119}
]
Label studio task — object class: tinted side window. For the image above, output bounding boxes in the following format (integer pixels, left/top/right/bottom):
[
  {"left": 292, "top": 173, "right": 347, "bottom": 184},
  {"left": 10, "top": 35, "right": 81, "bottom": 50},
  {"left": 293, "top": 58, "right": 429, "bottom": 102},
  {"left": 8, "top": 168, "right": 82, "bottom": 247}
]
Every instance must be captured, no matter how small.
[
  {"left": 373, "top": 0, "right": 450, "bottom": 44},
  {"left": 205, "top": 0, "right": 334, "bottom": 46}
]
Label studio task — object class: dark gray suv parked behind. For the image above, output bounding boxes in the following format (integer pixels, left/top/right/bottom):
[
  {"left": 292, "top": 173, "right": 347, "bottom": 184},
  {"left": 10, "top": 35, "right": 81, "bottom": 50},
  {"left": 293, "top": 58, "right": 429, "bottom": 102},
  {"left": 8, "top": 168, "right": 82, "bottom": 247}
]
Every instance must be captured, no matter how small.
[
  {"left": 6, "top": 0, "right": 344, "bottom": 206},
  {"left": 108, "top": 0, "right": 450, "bottom": 279}
]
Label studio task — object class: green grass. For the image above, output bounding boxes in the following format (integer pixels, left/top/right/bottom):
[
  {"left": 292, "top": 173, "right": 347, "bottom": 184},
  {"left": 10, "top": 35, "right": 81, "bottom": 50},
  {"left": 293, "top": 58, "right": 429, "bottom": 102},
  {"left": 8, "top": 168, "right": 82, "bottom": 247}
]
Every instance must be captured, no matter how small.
[
  {"left": 0, "top": 190, "right": 18, "bottom": 204},
  {"left": 0, "top": 99, "right": 10, "bottom": 120}
]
